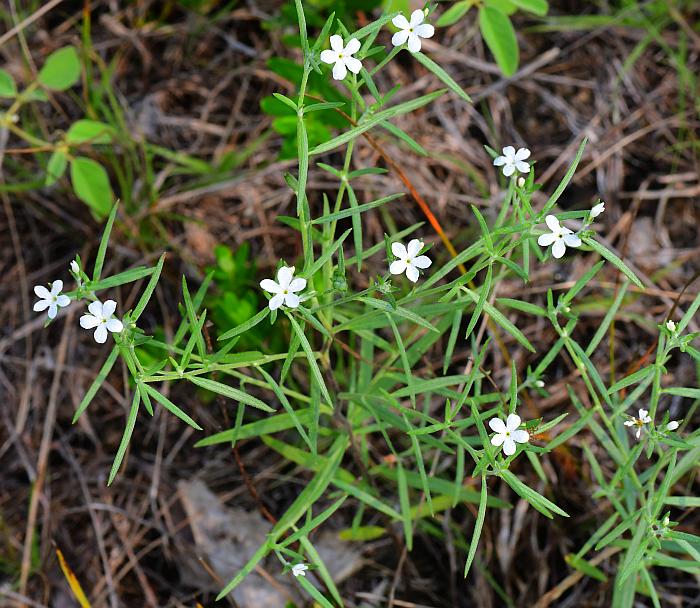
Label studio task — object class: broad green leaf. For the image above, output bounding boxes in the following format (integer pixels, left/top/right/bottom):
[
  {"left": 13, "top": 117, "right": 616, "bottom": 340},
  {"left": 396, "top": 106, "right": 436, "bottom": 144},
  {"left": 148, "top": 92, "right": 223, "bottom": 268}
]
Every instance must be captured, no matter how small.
[
  {"left": 0, "top": 69, "right": 17, "bottom": 97},
  {"left": 38, "top": 46, "right": 81, "bottom": 91},
  {"left": 479, "top": 6, "right": 519, "bottom": 76},
  {"left": 66, "top": 119, "right": 114, "bottom": 144},
  {"left": 70, "top": 157, "right": 114, "bottom": 218},
  {"left": 509, "top": 0, "right": 548, "bottom": 16},
  {"left": 436, "top": 1, "right": 471, "bottom": 26}
]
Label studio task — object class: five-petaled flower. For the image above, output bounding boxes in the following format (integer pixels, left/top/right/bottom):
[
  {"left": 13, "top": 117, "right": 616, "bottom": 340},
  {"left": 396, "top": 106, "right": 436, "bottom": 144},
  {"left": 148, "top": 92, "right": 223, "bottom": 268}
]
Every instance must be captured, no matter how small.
[
  {"left": 389, "top": 239, "right": 432, "bottom": 283},
  {"left": 320, "top": 35, "right": 362, "bottom": 81},
  {"left": 33, "top": 280, "right": 71, "bottom": 320},
  {"left": 291, "top": 563, "right": 309, "bottom": 578},
  {"left": 493, "top": 146, "right": 531, "bottom": 177},
  {"left": 590, "top": 202, "right": 605, "bottom": 218},
  {"left": 489, "top": 414, "right": 530, "bottom": 456},
  {"left": 80, "top": 299, "right": 123, "bottom": 343},
  {"left": 391, "top": 10, "right": 435, "bottom": 53},
  {"left": 537, "top": 215, "right": 582, "bottom": 259},
  {"left": 624, "top": 408, "right": 652, "bottom": 440},
  {"left": 260, "top": 266, "right": 307, "bottom": 311}
]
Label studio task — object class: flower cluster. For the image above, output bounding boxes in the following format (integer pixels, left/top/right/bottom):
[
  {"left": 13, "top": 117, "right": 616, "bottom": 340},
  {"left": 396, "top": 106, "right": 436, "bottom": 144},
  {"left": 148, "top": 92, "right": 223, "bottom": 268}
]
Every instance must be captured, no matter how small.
[
  {"left": 321, "top": 10, "right": 435, "bottom": 80},
  {"left": 33, "top": 259, "right": 123, "bottom": 344}
]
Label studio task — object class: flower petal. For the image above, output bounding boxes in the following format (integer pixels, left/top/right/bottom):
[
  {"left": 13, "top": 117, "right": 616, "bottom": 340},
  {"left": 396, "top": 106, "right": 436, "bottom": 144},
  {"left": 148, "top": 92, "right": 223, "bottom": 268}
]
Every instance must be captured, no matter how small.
[
  {"left": 506, "top": 413, "right": 522, "bottom": 431},
  {"left": 268, "top": 293, "right": 285, "bottom": 311},
  {"left": 415, "top": 23, "right": 434, "bottom": 39},
  {"left": 34, "top": 285, "right": 51, "bottom": 299},
  {"left": 512, "top": 429, "right": 529, "bottom": 444},
  {"left": 332, "top": 61, "right": 347, "bottom": 80},
  {"left": 344, "top": 56, "right": 362, "bottom": 75},
  {"left": 515, "top": 160, "right": 531, "bottom": 174},
  {"left": 635, "top": 427, "right": 641, "bottom": 440},
  {"left": 344, "top": 38, "right": 360, "bottom": 55},
  {"left": 392, "top": 14, "right": 410, "bottom": 29},
  {"left": 80, "top": 314, "right": 100, "bottom": 329},
  {"left": 389, "top": 260, "right": 407, "bottom": 275},
  {"left": 277, "top": 266, "right": 294, "bottom": 288},
  {"left": 412, "top": 255, "right": 432, "bottom": 269},
  {"left": 88, "top": 301, "right": 103, "bottom": 317},
  {"left": 94, "top": 325, "right": 108, "bottom": 344},
  {"left": 489, "top": 417, "right": 507, "bottom": 434},
  {"left": 284, "top": 293, "right": 301, "bottom": 308},
  {"left": 288, "top": 278, "right": 307, "bottom": 292},
  {"left": 33, "top": 299, "right": 50, "bottom": 312},
  {"left": 409, "top": 9, "right": 424, "bottom": 27},
  {"left": 329, "top": 34, "right": 344, "bottom": 52},
  {"left": 50, "top": 279, "right": 64, "bottom": 295},
  {"left": 47, "top": 303, "right": 58, "bottom": 320},
  {"left": 491, "top": 433, "right": 505, "bottom": 447},
  {"left": 392, "top": 29, "right": 410, "bottom": 47},
  {"left": 624, "top": 420, "right": 635, "bottom": 426},
  {"left": 102, "top": 299, "right": 117, "bottom": 317},
  {"left": 320, "top": 49, "right": 337, "bottom": 65},
  {"left": 502, "top": 145, "right": 515, "bottom": 160},
  {"left": 493, "top": 155, "right": 507, "bottom": 167},
  {"left": 106, "top": 318, "right": 123, "bottom": 333},
  {"left": 514, "top": 148, "right": 531, "bottom": 161},
  {"left": 503, "top": 437, "right": 517, "bottom": 456},
  {"left": 406, "top": 239, "right": 422, "bottom": 258},
  {"left": 638, "top": 409, "right": 648, "bottom": 419},
  {"left": 537, "top": 232, "right": 557, "bottom": 247},
  {"left": 502, "top": 164, "right": 515, "bottom": 177},
  {"left": 391, "top": 241, "right": 407, "bottom": 259},
  {"left": 260, "top": 278, "right": 281, "bottom": 294},
  {"left": 552, "top": 239, "right": 566, "bottom": 259},
  {"left": 405, "top": 264, "right": 420, "bottom": 283},
  {"left": 407, "top": 33, "right": 421, "bottom": 53},
  {"left": 563, "top": 233, "right": 581, "bottom": 248},
  {"left": 56, "top": 294, "right": 71, "bottom": 307},
  {"left": 545, "top": 215, "right": 560, "bottom": 232}
]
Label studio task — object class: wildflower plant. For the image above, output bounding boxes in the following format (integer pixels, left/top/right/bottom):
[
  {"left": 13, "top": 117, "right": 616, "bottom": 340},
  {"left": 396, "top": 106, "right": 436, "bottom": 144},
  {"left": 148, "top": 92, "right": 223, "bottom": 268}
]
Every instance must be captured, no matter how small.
[{"left": 29, "top": 3, "right": 700, "bottom": 606}]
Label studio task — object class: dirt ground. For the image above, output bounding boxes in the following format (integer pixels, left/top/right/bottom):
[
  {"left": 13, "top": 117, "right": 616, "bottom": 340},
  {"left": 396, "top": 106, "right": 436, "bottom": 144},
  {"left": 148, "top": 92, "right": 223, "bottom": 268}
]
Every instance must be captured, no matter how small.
[{"left": 1, "top": 1, "right": 699, "bottom": 607}]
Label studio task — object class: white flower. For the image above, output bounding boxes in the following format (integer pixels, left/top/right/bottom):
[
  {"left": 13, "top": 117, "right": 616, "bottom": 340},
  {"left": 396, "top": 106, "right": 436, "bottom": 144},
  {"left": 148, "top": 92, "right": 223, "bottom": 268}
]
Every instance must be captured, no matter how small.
[
  {"left": 537, "top": 215, "right": 582, "bottom": 259},
  {"left": 493, "top": 146, "right": 531, "bottom": 177},
  {"left": 624, "top": 408, "right": 652, "bottom": 440},
  {"left": 33, "top": 280, "right": 71, "bottom": 320},
  {"left": 666, "top": 420, "right": 680, "bottom": 431},
  {"left": 517, "top": 176, "right": 526, "bottom": 187},
  {"left": 320, "top": 35, "right": 362, "bottom": 81},
  {"left": 389, "top": 239, "right": 432, "bottom": 283},
  {"left": 291, "top": 563, "right": 308, "bottom": 578},
  {"left": 391, "top": 10, "right": 435, "bottom": 53},
  {"left": 534, "top": 380, "right": 545, "bottom": 388},
  {"left": 590, "top": 202, "right": 605, "bottom": 218},
  {"left": 70, "top": 259, "right": 80, "bottom": 274},
  {"left": 489, "top": 414, "right": 529, "bottom": 456},
  {"left": 79, "top": 299, "right": 123, "bottom": 343},
  {"left": 260, "top": 266, "right": 306, "bottom": 311},
  {"left": 666, "top": 320, "right": 676, "bottom": 333}
]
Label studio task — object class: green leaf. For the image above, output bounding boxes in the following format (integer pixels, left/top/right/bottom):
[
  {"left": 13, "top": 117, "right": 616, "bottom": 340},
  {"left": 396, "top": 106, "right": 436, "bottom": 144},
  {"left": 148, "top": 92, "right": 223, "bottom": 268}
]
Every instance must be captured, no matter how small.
[
  {"left": 582, "top": 237, "right": 644, "bottom": 288},
  {"left": 464, "top": 476, "right": 488, "bottom": 578},
  {"left": 414, "top": 51, "right": 471, "bottom": 104},
  {"left": 218, "top": 307, "right": 270, "bottom": 341},
  {"left": 72, "top": 346, "right": 119, "bottom": 422},
  {"left": 436, "top": 1, "right": 471, "bottom": 27},
  {"left": 188, "top": 376, "right": 274, "bottom": 413},
  {"left": 509, "top": 0, "right": 548, "bottom": 16},
  {"left": 108, "top": 391, "right": 140, "bottom": 485},
  {"left": 500, "top": 469, "right": 569, "bottom": 518},
  {"left": 70, "top": 157, "right": 114, "bottom": 218},
  {"left": 66, "top": 119, "right": 114, "bottom": 144},
  {"left": 38, "top": 46, "right": 81, "bottom": 91},
  {"left": 0, "top": 69, "right": 17, "bottom": 97},
  {"left": 45, "top": 151, "right": 68, "bottom": 186},
  {"left": 141, "top": 384, "right": 202, "bottom": 430},
  {"left": 479, "top": 6, "right": 519, "bottom": 76},
  {"left": 132, "top": 254, "right": 165, "bottom": 321},
  {"left": 92, "top": 202, "right": 118, "bottom": 282},
  {"left": 309, "top": 90, "right": 446, "bottom": 156},
  {"left": 286, "top": 313, "right": 333, "bottom": 407}
]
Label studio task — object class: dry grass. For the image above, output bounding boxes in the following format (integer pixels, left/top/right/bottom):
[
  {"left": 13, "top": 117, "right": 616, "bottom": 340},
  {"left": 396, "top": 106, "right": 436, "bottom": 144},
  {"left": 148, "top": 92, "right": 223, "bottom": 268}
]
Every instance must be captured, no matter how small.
[{"left": 1, "top": 1, "right": 699, "bottom": 606}]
